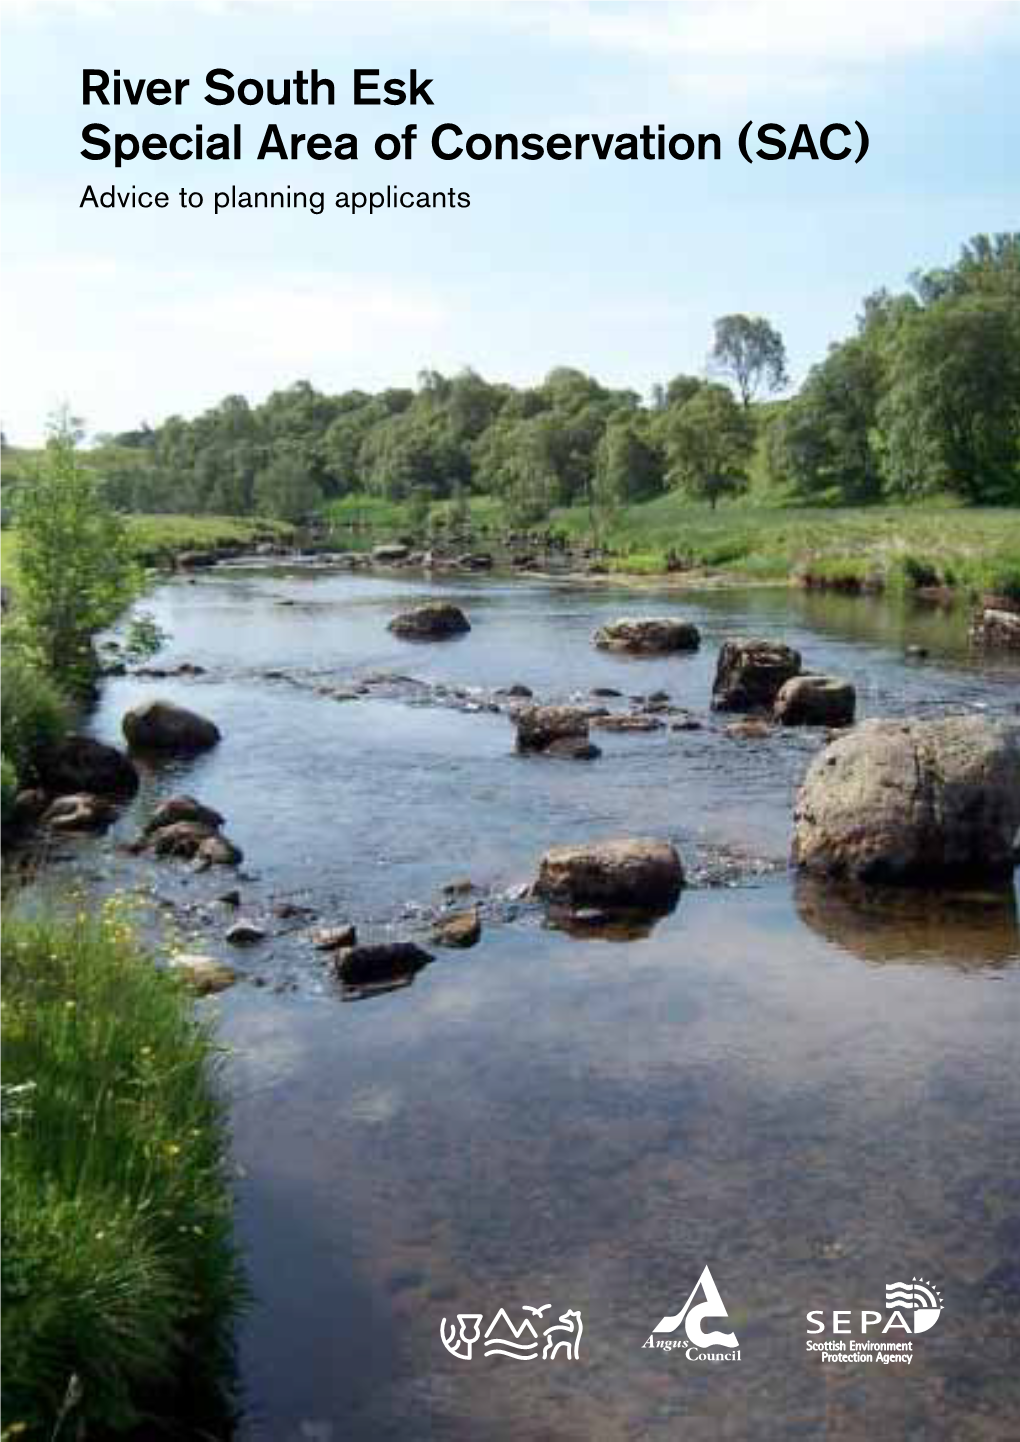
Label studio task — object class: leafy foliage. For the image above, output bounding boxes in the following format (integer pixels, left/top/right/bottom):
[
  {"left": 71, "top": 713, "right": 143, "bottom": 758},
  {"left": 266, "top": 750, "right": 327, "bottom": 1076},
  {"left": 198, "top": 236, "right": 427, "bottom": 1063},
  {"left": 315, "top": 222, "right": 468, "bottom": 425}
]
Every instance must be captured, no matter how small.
[{"left": 12, "top": 414, "right": 139, "bottom": 685}]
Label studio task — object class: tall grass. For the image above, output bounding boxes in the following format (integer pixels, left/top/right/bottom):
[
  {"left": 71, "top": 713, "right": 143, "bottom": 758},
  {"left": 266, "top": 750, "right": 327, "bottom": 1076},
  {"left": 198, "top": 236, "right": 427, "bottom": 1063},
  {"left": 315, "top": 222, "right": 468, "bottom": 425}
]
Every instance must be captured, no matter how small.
[{"left": 2, "top": 909, "right": 245, "bottom": 1439}]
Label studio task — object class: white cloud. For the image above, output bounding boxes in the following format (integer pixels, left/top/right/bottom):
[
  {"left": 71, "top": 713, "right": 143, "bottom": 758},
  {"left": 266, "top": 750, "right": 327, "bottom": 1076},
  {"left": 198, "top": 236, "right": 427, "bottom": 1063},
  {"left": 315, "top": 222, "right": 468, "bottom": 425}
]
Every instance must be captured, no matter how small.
[{"left": 505, "top": 0, "right": 1019, "bottom": 63}]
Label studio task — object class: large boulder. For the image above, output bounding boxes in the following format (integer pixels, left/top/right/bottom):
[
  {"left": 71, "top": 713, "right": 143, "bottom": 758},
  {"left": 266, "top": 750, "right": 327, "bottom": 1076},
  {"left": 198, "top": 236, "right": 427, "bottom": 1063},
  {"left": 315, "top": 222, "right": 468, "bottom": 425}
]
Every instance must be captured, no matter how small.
[
  {"left": 593, "top": 617, "right": 701, "bottom": 654},
  {"left": 122, "top": 700, "right": 221, "bottom": 753},
  {"left": 712, "top": 639, "right": 801, "bottom": 712},
  {"left": 774, "top": 675, "right": 856, "bottom": 728},
  {"left": 792, "top": 715, "right": 1020, "bottom": 883},
  {"left": 515, "top": 705, "right": 593, "bottom": 755},
  {"left": 388, "top": 602, "right": 471, "bottom": 639},
  {"left": 39, "top": 736, "right": 139, "bottom": 798},
  {"left": 535, "top": 838, "right": 684, "bottom": 912}
]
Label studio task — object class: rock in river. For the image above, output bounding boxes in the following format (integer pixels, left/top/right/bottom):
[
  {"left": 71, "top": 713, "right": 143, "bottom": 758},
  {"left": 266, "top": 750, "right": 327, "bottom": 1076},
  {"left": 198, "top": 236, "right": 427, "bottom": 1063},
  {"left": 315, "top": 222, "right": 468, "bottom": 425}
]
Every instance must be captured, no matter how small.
[
  {"left": 144, "top": 794, "right": 225, "bottom": 836},
  {"left": 312, "top": 924, "right": 358, "bottom": 952},
  {"left": 41, "top": 793, "right": 118, "bottom": 832},
  {"left": 226, "top": 920, "right": 267, "bottom": 946},
  {"left": 535, "top": 838, "right": 684, "bottom": 912},
  {"left": 515, "top": 705, "right": 595, "bottom": 755},
  {"left": 334, "top": 942, "right": 433, "bottom": 986},
  {"left": 593, "top": 617, "right": 701, "bottom": 654},
  {"left": 151, "top": 820, "right": 218, "bottom": 858},
  {"left": 122, "top": 700, "right": 221, "bottom": 753},
  {"left": 970, "top": 606, "right": 1020, "bottom": 651},
  {"left": 198, "top": 834, "right": 243, "bottom": 866},
  {"left": 170, "top": 955, "right": 238, "bottom": 995},
  {"left": 39, "top": 735, "right": 139, "bottom": 798},
  {"left": 433, "top": 909, "right": 482, "bottom": 948},
  {"left": 774, "top": 675, "right": 856, "bottom": 728},
  {"left": 792, "top": 715, "right": 1020, "bottom": 883},
  {"left": 388, "top": 601, "right": 471, "bottom": 639},
  {"left": 712, "top": 639, "right": 802, "bottom": 712},
  {"left": 593, "top": 714, "right": 665, "bottom": 733}
]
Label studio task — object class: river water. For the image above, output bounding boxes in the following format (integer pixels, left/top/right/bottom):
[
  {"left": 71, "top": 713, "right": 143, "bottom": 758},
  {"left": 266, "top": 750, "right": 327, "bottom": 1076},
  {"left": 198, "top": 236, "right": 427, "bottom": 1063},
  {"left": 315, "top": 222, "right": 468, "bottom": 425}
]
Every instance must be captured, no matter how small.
[{"left": 24, "top": 568, "right": 1020, "bottom": 1441}]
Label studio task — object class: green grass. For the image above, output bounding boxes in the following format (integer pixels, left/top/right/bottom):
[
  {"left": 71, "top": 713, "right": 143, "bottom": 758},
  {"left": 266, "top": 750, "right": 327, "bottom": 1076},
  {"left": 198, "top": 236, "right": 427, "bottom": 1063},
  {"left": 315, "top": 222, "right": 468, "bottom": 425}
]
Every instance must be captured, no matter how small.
[
  {"left": 1, "top": 910, "right": 245, "bottom": 1439},
  {"left": 322, "top": 493, "right": 504, "bottom": 549},
  {"left": 551, "top": 495, "right": 1020, "bottom": 595}
]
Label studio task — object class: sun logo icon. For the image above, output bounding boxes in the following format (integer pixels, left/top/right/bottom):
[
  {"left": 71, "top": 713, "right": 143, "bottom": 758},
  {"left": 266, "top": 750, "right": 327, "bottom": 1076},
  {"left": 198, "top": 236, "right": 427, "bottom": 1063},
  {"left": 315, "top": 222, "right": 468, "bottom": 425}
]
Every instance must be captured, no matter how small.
[{"left": 885, "top": 1277, "right": 944, "bottom": 1334}]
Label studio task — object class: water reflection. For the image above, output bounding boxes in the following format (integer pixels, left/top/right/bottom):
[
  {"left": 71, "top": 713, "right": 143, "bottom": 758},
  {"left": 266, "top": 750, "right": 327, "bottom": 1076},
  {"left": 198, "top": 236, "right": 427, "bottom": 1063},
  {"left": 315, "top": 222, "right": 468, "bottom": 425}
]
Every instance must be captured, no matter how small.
[{"left": 795, "top": 876, "right": 1020, "bottom": 970}]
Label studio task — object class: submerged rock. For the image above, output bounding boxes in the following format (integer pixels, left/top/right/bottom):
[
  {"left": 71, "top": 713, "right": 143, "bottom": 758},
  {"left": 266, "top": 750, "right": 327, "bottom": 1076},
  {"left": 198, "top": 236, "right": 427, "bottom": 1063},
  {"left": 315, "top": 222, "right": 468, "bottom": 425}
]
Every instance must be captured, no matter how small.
[
  {"left": 593, "top": 714, "right": 665, "bottom": 733},
  {"left": 334, "top": 942, "right": 433, "bottom": 986},
  {"left": 39, "top": 736, "right": 139, "bottom": 798},
  {"left": 544, "top": 736, "right": 602, "bottom": 760},
  {"left": 593, "top": 617, "right": 701, "bottom": 654},
  {"left": 388, "top": 601, "right": 472, "bottom": 639},
  {"left": 711, "top": 639, "right": 801, "bottom": 712},
  {"left": 122, "top": 699, "right": 221, "bottom": 753},
  {"left": 535, "top": 838, "right": 684, "bottom": 912},
  {"left": 433, "top": 909, "right": 482, "bottom": 948},
  {"left": 170, "top": 954, "right": 238, "bottom": 995},
  {"left": 792, "top": 715, "right": 1020, "bottom": 884},
  {"left": 774, "top": 675, "right": 856, "bottom": 728}
]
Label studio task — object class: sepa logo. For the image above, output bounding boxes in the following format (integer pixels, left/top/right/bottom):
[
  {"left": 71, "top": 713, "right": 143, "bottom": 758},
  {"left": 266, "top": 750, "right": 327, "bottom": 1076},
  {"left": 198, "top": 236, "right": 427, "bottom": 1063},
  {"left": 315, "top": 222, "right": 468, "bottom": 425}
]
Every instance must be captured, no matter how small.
[
  {"left": 806, "top": 1277, "right": 943, "bottom": 1365},
  {"left": 642, "top": 1266, "right": 741, "bottom": 1361}
]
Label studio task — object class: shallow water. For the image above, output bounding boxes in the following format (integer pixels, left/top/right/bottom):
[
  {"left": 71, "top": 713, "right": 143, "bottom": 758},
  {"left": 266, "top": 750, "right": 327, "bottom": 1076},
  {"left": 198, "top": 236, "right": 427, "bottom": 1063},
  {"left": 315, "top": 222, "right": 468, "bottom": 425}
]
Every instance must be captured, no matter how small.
[{"left": 21, "top": 569, "right": 1020, "bottom": 1440}]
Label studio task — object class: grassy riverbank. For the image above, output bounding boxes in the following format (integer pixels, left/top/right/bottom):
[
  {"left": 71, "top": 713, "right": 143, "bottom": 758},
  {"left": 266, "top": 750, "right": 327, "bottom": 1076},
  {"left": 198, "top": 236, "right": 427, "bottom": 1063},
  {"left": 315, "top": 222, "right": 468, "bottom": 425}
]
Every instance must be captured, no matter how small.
[
  {"left": 555, "top": 497, "right": 1020, "bottom": 594},
  {"left": 1, "top": 910, "right": 244, "bottom": 1439},
  {"left": 1, "top": 514, "right": 295, "bottom": 590},
  {"left": 323, "top": 494, "right": 1020, "bottom": 597}
]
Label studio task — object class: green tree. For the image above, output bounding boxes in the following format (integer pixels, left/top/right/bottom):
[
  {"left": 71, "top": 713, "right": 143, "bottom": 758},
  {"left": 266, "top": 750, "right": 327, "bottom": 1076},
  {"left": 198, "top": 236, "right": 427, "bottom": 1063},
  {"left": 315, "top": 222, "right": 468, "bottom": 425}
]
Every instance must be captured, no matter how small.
[
  {"left": 767, "top": 337, "right": 884, "bottom": 502},
  {"left": 710, "top": 314, "right": 789, "bottom": 407},
  {"left": 663, "top": 384, "right": 755, "bottom": 509},
  {"left": 876, "top": 295, "right": 1020, "bottom": 501},
  {"left": 254, "top": 442, "right": 324, "bottom": 521},
  {"left": 14, "top": 412, "right": 139, "bottom": 685}
]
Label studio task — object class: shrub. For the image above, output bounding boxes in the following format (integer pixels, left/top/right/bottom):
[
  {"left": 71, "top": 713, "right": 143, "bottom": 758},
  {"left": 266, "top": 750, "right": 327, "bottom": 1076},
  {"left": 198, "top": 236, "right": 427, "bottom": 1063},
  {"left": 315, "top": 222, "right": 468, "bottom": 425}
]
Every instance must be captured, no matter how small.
[
  {"left": 0, "top": 647, "right": 68, "bottom": 783},
  {"left": 2, "top": 911, "right": 245, "bottom": 1437},
  {"left": 1, "top": 752, "right": 17, "bottom": 823}
]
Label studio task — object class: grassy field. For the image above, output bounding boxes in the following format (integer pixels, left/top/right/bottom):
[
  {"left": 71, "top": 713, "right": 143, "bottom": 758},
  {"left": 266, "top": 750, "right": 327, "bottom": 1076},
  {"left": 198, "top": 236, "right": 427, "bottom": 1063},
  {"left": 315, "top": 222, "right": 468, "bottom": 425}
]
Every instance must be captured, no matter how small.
[{"left": 1, "top": 909, "right": 245, "bottom": 1439}]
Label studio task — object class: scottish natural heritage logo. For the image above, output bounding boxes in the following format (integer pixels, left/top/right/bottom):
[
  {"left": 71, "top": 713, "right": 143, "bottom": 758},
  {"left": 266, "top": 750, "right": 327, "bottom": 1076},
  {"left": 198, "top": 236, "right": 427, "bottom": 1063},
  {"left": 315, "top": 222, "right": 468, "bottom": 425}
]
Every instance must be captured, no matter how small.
[
  {"left": 441, "top": 1305, "right": 583, "bottom": 1362},
  {"left": 806, "top": 1276, "right": 944, "bottom": 1365},
  {"left": 642, "top": 1266, "right": 741, "bottom": 1361}
]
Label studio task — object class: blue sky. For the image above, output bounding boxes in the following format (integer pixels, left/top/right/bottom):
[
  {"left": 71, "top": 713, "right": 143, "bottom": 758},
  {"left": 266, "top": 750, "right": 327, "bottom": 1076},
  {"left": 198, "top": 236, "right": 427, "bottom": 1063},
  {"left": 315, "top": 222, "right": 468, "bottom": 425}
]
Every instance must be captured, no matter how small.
[{"left": 2, "top": 0, "right": 1018, "bottom": 444}]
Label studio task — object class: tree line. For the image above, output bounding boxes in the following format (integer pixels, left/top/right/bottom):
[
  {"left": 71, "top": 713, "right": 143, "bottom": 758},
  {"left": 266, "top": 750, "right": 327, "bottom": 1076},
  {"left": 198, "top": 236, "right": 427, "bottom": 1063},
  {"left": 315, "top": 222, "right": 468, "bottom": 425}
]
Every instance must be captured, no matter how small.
[{"left": 19, "top": 233, "right": 1018, "bottom": 524}]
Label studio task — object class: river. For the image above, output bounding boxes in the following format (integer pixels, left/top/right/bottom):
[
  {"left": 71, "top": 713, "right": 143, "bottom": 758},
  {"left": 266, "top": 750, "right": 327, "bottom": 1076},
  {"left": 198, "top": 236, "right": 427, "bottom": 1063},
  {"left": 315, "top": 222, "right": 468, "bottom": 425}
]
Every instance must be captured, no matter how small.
[{"left": 21, "top": 566, "right": 1020, "bottom": 1441}]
